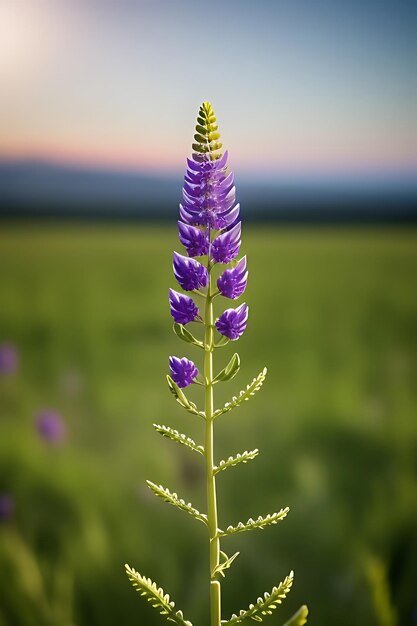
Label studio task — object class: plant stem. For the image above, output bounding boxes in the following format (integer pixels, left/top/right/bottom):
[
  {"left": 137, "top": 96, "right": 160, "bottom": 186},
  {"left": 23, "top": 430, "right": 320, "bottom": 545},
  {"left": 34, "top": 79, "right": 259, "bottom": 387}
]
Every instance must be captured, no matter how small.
[{"left": 204, "top": 269, "right": 221, "bottom": 626}]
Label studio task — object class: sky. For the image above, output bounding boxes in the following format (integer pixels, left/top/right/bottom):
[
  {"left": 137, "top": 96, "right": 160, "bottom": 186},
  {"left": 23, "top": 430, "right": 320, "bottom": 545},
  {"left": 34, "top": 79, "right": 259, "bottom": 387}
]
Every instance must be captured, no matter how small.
[{"left": 0, "top": 0, "right": 416, "bottom": 181}]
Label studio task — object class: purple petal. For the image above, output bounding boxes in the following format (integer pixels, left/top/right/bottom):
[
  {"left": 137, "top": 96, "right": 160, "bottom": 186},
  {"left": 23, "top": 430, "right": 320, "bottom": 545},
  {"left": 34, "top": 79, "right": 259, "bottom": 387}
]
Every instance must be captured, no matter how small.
[
  {"left": 169, "top": 289, "right": 199, "bottom": 324},
  {"left": 215, "top": 303, "right": 249, "bottom": 340},
  {"left": 216, "top": 203, "right": 241, "bottom": 229},
  {"left": 211, "top": 222, "right": 241, "bottom": 263},
  {"left": 169, "top": 356, "right": 199, "bottom": 388},
  {"left": 217, "top": 256, "right": 248, "bottom": 299},
  {"left": 173, "top": 252, "right": 208, "bottom": 291},
  {"left": 178, "top": 221, "right": 209, "bottom": 257}
]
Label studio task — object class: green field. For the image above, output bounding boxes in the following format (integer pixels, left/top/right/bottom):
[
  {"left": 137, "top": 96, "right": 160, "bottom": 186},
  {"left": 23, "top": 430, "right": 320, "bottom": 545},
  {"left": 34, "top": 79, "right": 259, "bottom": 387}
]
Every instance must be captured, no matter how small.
[{"left": 0, "top": 224, "right": 416, "bottom": 626}]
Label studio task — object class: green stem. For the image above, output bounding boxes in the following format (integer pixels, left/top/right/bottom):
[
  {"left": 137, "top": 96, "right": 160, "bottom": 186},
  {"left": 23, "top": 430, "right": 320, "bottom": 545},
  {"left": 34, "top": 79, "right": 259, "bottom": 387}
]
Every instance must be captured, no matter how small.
[{"left": 204, "top": 269, "right": 221, "bottom": 626}]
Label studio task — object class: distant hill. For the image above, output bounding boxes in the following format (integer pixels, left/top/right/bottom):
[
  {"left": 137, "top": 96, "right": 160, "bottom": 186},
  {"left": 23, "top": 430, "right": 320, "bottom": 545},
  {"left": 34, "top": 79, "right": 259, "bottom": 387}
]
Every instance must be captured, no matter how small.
[{"left": 0, "top": 159, "right": 416, "bottom": 223}]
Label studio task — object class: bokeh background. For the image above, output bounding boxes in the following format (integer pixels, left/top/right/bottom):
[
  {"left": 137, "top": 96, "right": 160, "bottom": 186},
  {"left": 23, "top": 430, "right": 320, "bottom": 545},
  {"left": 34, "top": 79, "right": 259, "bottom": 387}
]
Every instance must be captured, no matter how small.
[{"left": 0, "top": 1, "right": 416, "bottom": 625}]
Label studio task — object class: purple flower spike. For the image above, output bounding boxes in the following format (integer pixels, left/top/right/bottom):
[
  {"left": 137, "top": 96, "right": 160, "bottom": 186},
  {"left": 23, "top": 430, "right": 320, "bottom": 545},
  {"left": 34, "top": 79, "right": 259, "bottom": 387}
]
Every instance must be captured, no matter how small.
[
  {"left": 0, "top": 493, "right": 14, "bottom": 522},
  {"left": 169, "top": 356, "right": 199, "bottom": 388},
  {"left": 217, "top": 256, "right": 248, "bottom": 299},
  {"left": 169, "top": 289, "right": 199, "bottom": 325},
  {"left": 178, "top": 221, "right": 209, "bottom": 257},
  {"left": 180, "top": 149, "right": 241, "bottom": 230},
  {"left": 173, "top": 252, "right": 208, "bottom": 292},
  {"left": 0, "top": 343, "right": 19, "bottom": 375},
  {"left": 36, "top": 410, "right": 66, "bottom": 444},
  {"left": 211, "top": 222, "right": 241, "bottom": 263},
  {"left": 215, "top": 303, "right": 249, "bottom": 340}
]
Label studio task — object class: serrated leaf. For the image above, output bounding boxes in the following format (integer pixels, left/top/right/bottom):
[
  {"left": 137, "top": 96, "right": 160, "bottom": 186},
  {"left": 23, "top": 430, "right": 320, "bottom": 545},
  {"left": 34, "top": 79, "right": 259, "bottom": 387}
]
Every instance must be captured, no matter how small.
[
  {"left": 212, "top": 551, "right": 240, "bottom": 579},
  {"left": 166, "top": 375, "right": 204, "bottom": 417},
  {"left": 218, "top": 508, "right": 289, "bottom": 537},
  {"left": 125, "top": 564, "right": 193, "bottom": 626},
  {"left": 283, "top": 605, "right": 309, "bottom": 626},
  {"left": 173, "top": 323, "right": 203, "bottom": 348},
  {"left": 213, "top": 367, "right": 267, "bottom": 418},
  {"left": 213, "top": 353, "right": 240, "bottom": 384},
  {"left": 214, "top": 449, "right": 259, "bottom": 475},
  {"left": 221, "top": 571, "right": 294, "bottom": 625},
  {"left": 147, "top": 481, "right": 208, "bottom": 526},
  {"left": 153, "top": 424, "right": 204, "bottom": 455}
]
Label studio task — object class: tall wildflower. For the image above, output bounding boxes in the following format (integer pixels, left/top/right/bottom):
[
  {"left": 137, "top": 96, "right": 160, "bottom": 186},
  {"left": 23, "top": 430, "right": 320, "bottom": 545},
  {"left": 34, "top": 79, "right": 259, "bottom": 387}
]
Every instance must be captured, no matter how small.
[{"left": 125, "top": 103, "right": 308, "bottom": 626}]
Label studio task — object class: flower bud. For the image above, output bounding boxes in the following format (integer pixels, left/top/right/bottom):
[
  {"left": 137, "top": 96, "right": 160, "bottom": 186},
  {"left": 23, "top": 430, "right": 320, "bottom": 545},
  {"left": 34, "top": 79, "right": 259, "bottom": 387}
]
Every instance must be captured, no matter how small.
[
  {"left": 173, "top": 252, "right": 208, "bottom": 291},
  {"left": 169, "top": 356, "right": 199, "bottom": 388},
  {"left": 215, "top": 303, "right": 248, "bottom": 340},
  {"left": 217, "top": 256, "right": 248, "bottom": 299},
  {"left": 169, "top": 289, "right": 199, "bottom": 324}
]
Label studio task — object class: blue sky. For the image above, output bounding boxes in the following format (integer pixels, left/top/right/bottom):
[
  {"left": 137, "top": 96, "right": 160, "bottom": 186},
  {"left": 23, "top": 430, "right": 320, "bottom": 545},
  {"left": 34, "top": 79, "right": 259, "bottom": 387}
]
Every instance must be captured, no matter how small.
[{"left": 0, "top": 0, "right": 416, "bottom": 180}]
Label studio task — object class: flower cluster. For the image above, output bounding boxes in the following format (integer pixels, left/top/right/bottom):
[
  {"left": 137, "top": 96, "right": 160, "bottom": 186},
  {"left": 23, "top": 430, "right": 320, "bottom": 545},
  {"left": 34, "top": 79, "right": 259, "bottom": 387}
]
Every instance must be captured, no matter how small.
[{"left": 168, "top": 102, "right": 248, "bottom": 387}]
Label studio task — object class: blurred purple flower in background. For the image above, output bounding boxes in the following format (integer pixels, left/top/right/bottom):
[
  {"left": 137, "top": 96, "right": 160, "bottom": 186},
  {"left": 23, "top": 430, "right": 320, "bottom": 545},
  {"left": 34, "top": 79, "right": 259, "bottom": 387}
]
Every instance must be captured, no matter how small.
[
  {"left": 0, "top": 343, "right": 19, "bottom": 375},
  {"left": 0, "top": 493, "right": 14, "bottom": 522},
  {"left": 169, "top": 356, "right": 199, "bottom": 388},
  {"left": 36, "top": 410, "right": 66, "bottom": 444},
  {"left": 215, "top": 303, "right": 249, "bottom": 340}
]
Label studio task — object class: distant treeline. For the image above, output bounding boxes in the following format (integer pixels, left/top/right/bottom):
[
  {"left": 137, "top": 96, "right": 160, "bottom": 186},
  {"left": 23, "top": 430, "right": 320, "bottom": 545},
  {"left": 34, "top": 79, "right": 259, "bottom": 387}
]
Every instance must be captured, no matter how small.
[
  {"left": 1, "top": 159, "right": 416, "bottom": 224},
  {"left": 1, "top": 196, "right": 416, "bottom": 225}
]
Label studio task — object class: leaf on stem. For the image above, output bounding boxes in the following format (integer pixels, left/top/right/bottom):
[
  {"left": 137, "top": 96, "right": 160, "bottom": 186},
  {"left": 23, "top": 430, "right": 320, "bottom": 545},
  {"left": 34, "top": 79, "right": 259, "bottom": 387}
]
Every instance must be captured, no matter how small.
[
  {"left": 213, "top": 449, "right": 259, "bottom": 475},
  {"left": 173, "top": 323, "right": 203, "bottom": 348},
  {"left": 221, "top": 571, "right": 294, "bottom": 625},
  {"left": 213, "top": 353, "right": 240, "bottom": 384},
  {"left": 214, "top": 336, "right": 230, "bottom": 348},
  {"left": 146, "top": 481, "right": 208, "bottom": 526},
  {"left": 153, "top": 424, "right": 204, "bottom": 455},
  {"left": 125, "top": 564, "right": 193, "bottom": 626},
  {"left": 218, "top": 508, "right": 289, "bottom": 537},
  {"left": 166, "top": 375, "right": 205, "bottom": 418},
  {"left": 212, "top": 551, "right": 240, "bottom": 579},
  {"left": 213, "top": 367, "right": 267, "bottom": 418},
  {"left": 283, "top": 605, "right": 309, "bottom": 626}
]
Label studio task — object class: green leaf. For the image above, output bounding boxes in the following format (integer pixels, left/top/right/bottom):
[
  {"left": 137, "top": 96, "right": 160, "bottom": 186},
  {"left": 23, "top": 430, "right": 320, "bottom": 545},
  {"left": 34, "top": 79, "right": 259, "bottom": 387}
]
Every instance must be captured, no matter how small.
[
  {"left": 153, "top": 424, "right": 204, "bottom": 455},
  {"left": 194, "top": 133, "right": 208, "bottom": 144},
  {"left": 214, "top": 449, "right": 259, "bottom": 475},
  {"left": 212, "top": 551, "right": 240, "bottom": 579},
  {"left": 146, "top": 481, "right": 208, "bottom": 526},
  {"left": 213, "top": 367, "right": 267, "bottom": 418},
  {"left": 125, "top": 564, "right": 193, "bottom": 626},
  {"left": 214, "top": 335, "right": 230, "bottom": 348},
  {"left": 213, "top": 353, "right": 240, "bottom": 384},
  {"left": 195, "top": 124, "right": 208, "bottom": 135},
  {"left": 166, "top": 375, "right": 204, "bottom": 417},
  {"left": 209, "top": 131, "right": 221, "bottom": 141},
  {"left": 221, "top": 571, "right": 294, "bottom": 625},
  {"left": 192, "top": 143, "right": 209, "bottom": 153},
  {"left": 173, "top": 323, "right": 203, "bottom": 348},
  {"left": 283, "top": 605, "right": 309, "bottom": 626},
  {"left": 218, "top": 508, "right": 289, "bottom": 537}
]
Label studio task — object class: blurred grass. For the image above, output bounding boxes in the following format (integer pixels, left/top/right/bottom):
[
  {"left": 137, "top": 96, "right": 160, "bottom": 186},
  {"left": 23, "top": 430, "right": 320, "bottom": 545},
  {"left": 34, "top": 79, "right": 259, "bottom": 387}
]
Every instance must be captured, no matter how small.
[{"left": 0, "top": 223, "right": 416, "bottom": 626}]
